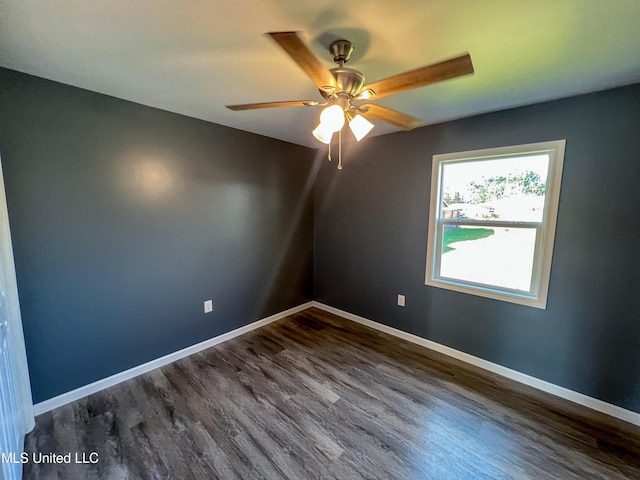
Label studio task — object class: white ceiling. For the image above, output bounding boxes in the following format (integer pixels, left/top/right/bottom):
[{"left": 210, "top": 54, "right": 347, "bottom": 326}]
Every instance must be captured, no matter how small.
[{"left": 1, "top": 0, "right": 640, "bottom": 148}]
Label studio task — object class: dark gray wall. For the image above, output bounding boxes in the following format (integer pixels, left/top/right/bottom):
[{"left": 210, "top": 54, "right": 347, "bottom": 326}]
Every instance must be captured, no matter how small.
[
  {"left": 0, "top": 68, "right": 316, "bottom": 403},
  {"left": 314, "top": 84, "right": 640, "bottom": 413}
]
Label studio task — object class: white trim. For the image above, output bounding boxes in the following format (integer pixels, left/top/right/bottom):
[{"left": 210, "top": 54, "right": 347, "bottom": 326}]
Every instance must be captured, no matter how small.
[
  {"left": 425, "top": 140, "right": 566, "bottom": 309},
  {"left": 311, "top": 302, "right": 640, "bottom": 427},
  {"left": 35, "top": 300, "right": 640, "bottom": 427},
  {"left": 0, "top": 158, "right": 35, "bottom": 435},
  {"left": 34, "top": 302, "right": 313, "bottom": 415}
]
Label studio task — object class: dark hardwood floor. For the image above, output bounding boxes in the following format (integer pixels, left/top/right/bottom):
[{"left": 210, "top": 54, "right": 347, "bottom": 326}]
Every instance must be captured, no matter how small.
[{"left": 24, "top": 307, "right": 640, "bottom": 479}]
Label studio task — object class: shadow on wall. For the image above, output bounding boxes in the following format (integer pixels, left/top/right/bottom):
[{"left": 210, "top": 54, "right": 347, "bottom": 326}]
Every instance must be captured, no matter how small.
[{"left": 254, "top": 151, "right": 324, "bottom": 317}]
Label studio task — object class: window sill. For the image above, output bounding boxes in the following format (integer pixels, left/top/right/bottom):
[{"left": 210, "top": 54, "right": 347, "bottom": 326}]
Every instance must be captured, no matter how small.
[{"left": 425, "top": 277, "right": 547, "bottom": 309}]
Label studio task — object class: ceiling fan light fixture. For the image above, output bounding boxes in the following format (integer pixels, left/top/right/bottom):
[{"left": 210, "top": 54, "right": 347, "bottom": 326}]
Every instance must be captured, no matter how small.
[
  {"left": 348, "top": 114, "right": 374, "bottom": 141},
  {"left": 312, "top": 122, "right": 333, "bottom": 144},
  {"left": 319, "top": 104, "right": 345, "bottom": 132}
]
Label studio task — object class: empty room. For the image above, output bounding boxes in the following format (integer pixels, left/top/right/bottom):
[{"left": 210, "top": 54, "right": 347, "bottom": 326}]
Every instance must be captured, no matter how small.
[{"left": 1, "top": 1, "right": 639, "bottom": 478}]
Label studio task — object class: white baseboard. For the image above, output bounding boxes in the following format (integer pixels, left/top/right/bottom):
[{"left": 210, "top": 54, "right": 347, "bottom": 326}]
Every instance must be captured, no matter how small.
[
  {"left": 36, "top": 300, "right": 640, "bottom": 428},
  {"left": 34, "top": 302, "right": 313, "bottom": 415},
  {"left": 311, "top": 301, "right": 640, "bottom": 427}
]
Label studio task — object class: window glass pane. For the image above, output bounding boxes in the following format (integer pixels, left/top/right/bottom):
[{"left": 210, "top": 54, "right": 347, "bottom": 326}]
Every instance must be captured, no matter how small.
[
  {"left": 439, "top": 226, "right": 537, "bottom": 292},
  {"left": 441, "top": 155, "right": 549, "bottom": 222}
]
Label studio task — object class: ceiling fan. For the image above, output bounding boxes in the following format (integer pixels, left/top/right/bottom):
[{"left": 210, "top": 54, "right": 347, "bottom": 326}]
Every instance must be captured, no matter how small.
[{"left": 227, "top": 32, "right": 474, "bottom": 168}]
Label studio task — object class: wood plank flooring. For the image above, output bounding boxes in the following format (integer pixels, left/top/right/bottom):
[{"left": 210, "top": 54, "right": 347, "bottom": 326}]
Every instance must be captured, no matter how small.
[{"left": 24, "top": 308, "right": 640, "bottom": 479}]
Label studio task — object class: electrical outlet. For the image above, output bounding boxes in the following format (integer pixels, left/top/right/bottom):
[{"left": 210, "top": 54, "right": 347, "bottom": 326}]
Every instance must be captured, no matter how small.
[
  {"left": 204, "top": 300, "right": 213, "bottom": 313},
  {"left": 397, "top": 294, "right": 405, "bottom": 307}
]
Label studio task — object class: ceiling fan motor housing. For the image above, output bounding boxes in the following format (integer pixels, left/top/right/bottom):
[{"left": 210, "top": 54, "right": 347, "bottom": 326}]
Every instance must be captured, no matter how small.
[{"left": 327, "top": 67, "right": 365, "bottom": 99}]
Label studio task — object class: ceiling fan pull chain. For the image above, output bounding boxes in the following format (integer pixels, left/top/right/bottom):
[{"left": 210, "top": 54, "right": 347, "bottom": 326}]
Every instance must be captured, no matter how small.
[
  {"left": 338, "top": 128, "right": 343, "bottom": 170},
  {"left": 328, "top": 141, "right": 332, "bottom": 161}
]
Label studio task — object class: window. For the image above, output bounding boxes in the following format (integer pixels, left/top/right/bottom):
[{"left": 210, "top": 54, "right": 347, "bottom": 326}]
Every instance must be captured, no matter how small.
[{"left": 425, "top": 140, "right": 565, "bottom": 309}]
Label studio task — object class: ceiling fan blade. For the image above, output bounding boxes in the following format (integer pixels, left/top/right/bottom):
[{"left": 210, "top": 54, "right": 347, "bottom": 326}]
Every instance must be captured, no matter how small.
[
  {"left": 267, "top": 32, "right": 336, "bottom": 91},
  {"left": 226, "top": 100, "right": 319, "bottom": 111},
  {"left": 360, "top": 104, "right": 423, "bottom": 130},
  {"left": 363, "top": 53, "right": 474, "bottom": 100}
]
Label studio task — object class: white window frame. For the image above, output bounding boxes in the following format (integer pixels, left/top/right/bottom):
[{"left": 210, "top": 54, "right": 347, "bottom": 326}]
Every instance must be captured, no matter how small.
[{"left": 425, "top": 140, "right": 566, "bottom": 309}]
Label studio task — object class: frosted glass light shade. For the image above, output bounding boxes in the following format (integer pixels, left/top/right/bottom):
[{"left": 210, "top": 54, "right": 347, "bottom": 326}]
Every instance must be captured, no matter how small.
[
  {"left": 358, "top": 89, "right": 375, "bottom": 100},
  {"left": 319, "top": 105, "right": 345, "bottom": 132},
  {"left": 348, "top": 114, "right": 374, "bottom": 141},
  {"left": 312, "top": 122, "right": 333, "bottom": 144}
]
